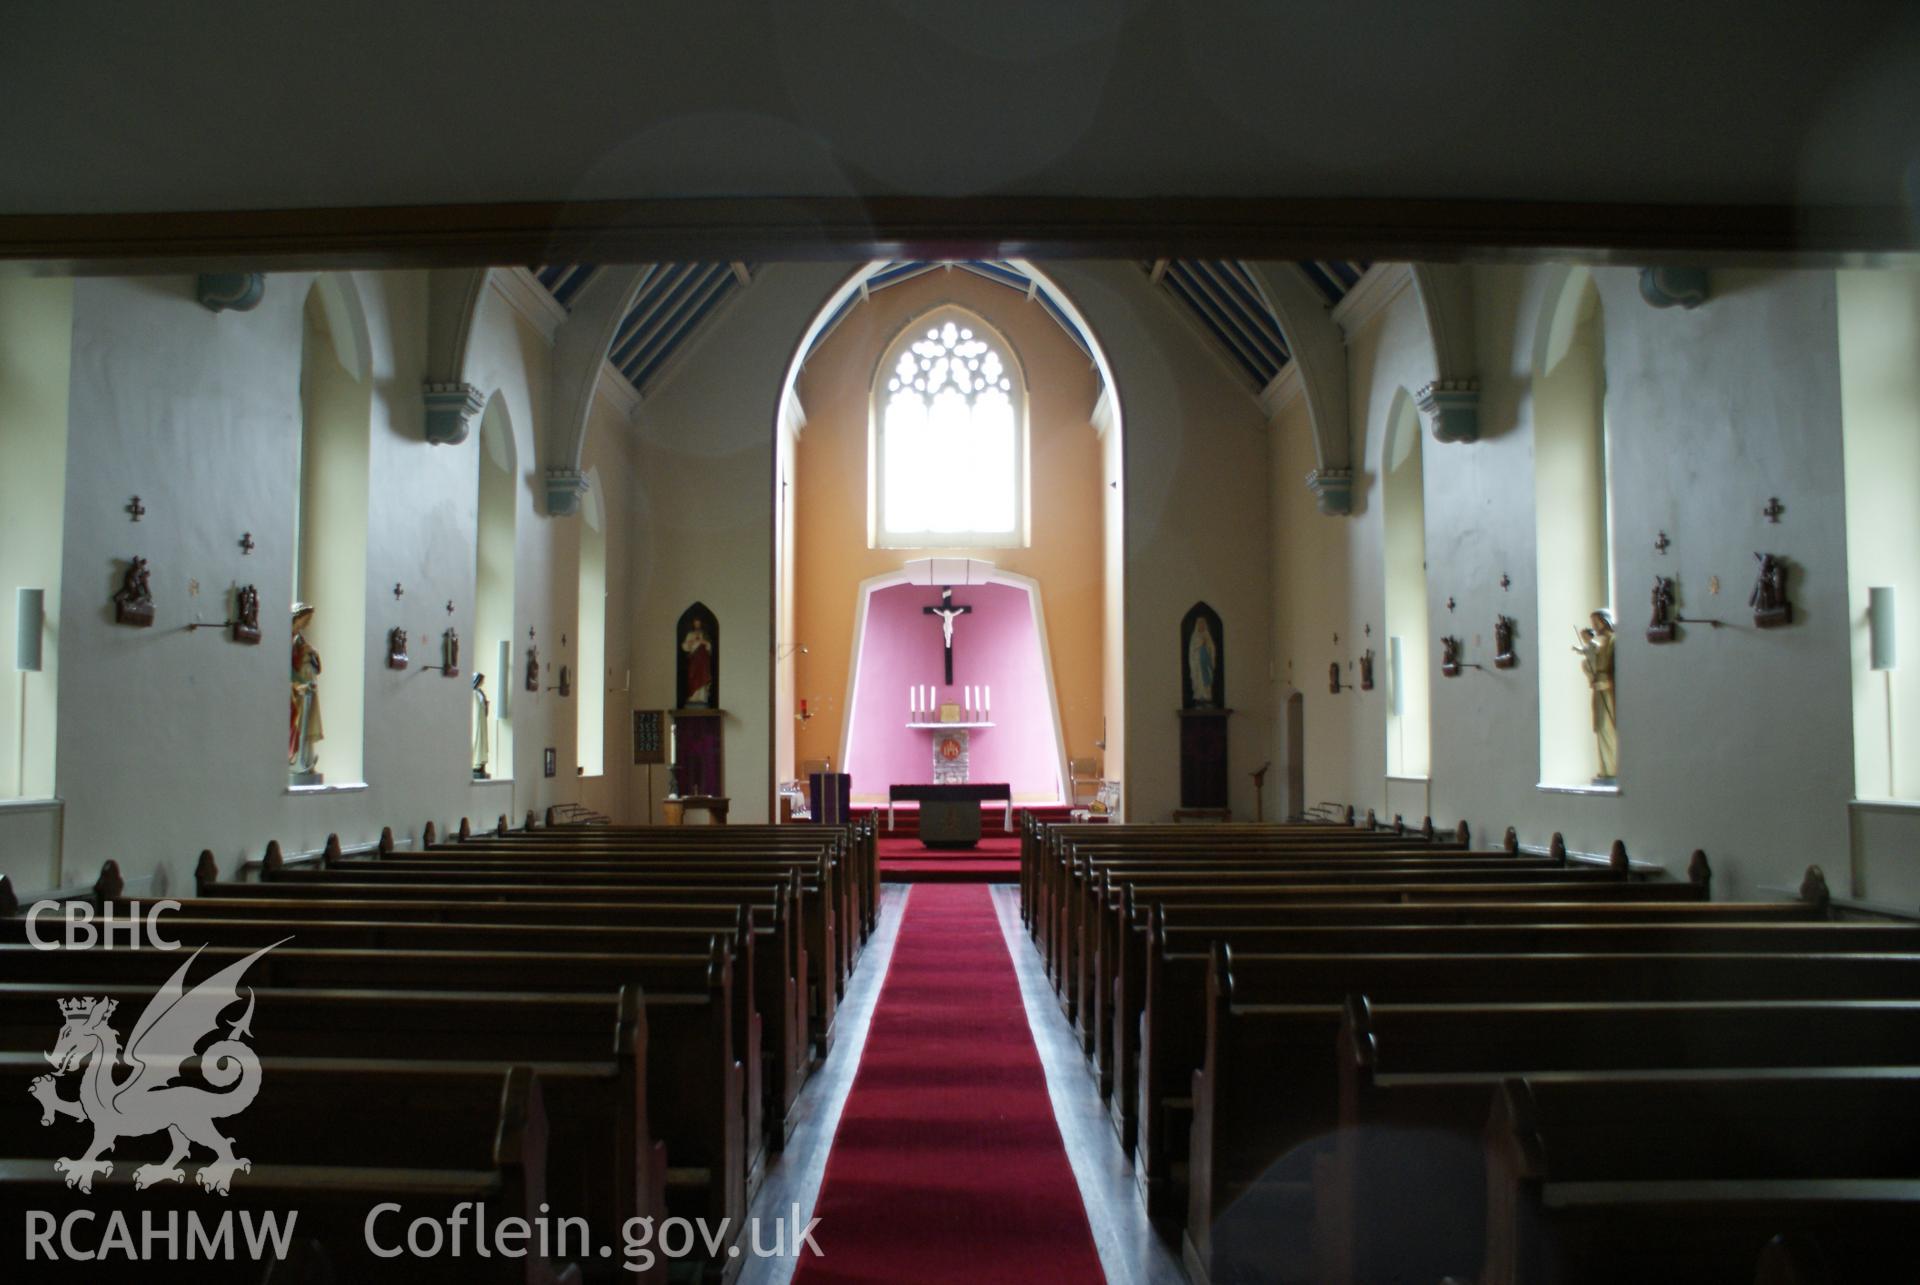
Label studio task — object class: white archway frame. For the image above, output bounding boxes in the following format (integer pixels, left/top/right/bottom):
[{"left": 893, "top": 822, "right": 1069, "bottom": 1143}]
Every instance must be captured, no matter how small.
[{"left": 839, "top": 564, "right": 1071, "bottom": 806}]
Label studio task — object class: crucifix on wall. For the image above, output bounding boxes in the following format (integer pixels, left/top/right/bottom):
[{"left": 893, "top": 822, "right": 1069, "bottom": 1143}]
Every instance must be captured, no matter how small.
[{"left": 924, "top": 587, "right": 971, "bottom": 684}]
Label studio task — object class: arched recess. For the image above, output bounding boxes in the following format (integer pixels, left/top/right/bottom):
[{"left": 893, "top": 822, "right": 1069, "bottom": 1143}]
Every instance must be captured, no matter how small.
[
  {"left": 0, "top": 277, "right": 72, "bottom": 803},
  {"left": 1382, "top": 389, "right": 1431, "bottom": 779},
  {"left": 840, "top": 565, "right": 1071, "bottom": 804},
  {"left": 774, "top": 260, "right": 1128, "bottom": 815},
  {"left": 294, "top": 275, "right": 372, "bottom": 786},
  {"left": 1532, "top": 266, "right": 1615, "bottom": 787},
  {"left": 474, "top": 391, "right": 518, "bottom": 779},
  {"left": 577, "top": 468, "right": 608, "bottom": 777}
]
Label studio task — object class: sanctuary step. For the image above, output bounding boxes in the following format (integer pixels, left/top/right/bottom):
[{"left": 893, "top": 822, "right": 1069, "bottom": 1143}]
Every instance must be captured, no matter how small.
[{"left": 853, "top": 802, "right": 1073, "bottom": 840}]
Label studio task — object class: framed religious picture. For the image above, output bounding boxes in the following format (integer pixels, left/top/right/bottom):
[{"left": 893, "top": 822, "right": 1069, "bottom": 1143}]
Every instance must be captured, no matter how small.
[
  {"left": 939, "top": 702, "right": 961, "bottom": 723},
  {"left": 543, "top": 747, "right": 557, "bottom": 778}
]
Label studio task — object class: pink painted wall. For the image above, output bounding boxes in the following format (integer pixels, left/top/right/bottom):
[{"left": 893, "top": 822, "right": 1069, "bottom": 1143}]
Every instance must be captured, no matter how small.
[{"left": 846, "top": 581, "right": 1062, "bottom": 801}]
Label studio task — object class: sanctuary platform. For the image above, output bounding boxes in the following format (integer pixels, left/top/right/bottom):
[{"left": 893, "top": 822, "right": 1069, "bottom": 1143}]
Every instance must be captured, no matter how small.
[{"left": 860, "top": 803, "right": 1076, "bottom": 883}]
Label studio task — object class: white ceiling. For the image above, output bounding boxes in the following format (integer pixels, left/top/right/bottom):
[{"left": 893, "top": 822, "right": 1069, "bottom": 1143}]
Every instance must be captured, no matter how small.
[{"left": 3, "top": 3, "right": 1915, "bottom": 217}]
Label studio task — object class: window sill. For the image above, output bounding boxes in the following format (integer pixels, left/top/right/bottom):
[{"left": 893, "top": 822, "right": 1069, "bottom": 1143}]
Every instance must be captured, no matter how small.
[
  {"left": 286, "top": 782, "right": 369, "bottom": 796},
  {"left": 1385, "top": 774, "right": 1430, "bottom": 784},
  {"left": 471, "top": 777, "right": 513, "bottom": 788},
  {"left": 1535, "top": 782, "right": 1621, "bottom": 797},
  {"left": 1851, "top": 797, "right": 1920, "bottom": 815},
  {"left": 0, "top": 796, "right": 62, "bottom": 814}
]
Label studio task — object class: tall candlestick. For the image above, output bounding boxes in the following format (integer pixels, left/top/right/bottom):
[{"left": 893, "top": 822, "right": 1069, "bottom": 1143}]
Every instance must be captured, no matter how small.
[{"left": 984, "top": 684, "right": 991, "bottom": 719}]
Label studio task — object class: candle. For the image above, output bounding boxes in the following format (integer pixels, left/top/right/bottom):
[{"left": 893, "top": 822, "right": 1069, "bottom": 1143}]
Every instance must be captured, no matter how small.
[{"left": 984, "top": 684, "right": 991, "bottom": 718}]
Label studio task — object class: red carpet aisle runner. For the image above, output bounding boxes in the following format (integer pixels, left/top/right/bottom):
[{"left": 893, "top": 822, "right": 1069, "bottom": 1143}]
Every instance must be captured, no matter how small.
[
  {"left": 793, "top": 884, "right": 1107, "bottom": 1284},
  {"left": 877, "top": 836, "right": 1021, "bottom": 882}
]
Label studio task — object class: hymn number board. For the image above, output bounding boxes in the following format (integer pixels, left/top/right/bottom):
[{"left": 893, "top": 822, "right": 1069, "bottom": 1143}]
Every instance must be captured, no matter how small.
[{"left": 632, "top": 709, "right": 667, "bottom": 765}]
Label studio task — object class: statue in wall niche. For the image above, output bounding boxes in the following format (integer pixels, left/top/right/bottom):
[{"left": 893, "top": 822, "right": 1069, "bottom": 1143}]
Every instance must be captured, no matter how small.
[
  {"left": 113, "top": 556, "right": 155, "bottom": 627},
  {"left": 1572, "top": 610, "right": 1617, "bottom": 782},
  {"left": 526, "top": 644, "right": 540, "bottom": 693},
  {"left": 1750, "top": 552, "right": 1793, "bottom": 628},
  {"left": 289, "top": 602, "right": 324, "bottom": 781},
  {"left": 1359, "top": 649, "right": 1375, "bottom": 691},
  {"left": 677, "top": 605, "right": 718, "bottom": 708},
  {"left": 1647, "top": 576, "right": 1677, "bottom": 643},
  {"left": 1440, "top": 635, "right": 1462, "bottom": 677},
  {"left": 1180, "top": 603, "right": 1225, "bottom": 709},
  {"left": 1328, "top": 661, "right": 1342, "bottom": 694},
  {"left": 387, "top": 626, "right": 409, "bottom": 671},
  {"left": 1494, "top": 615, "right": 1518, "bottom": 669},
  {"left": 471, "top": 673, "right": 490, "bottom": 779},
  {"left": 232, "top": 583, "right": 261, "bottom": 645}
]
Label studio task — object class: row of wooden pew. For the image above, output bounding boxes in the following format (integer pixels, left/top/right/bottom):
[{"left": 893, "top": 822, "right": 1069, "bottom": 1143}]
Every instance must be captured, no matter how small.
[
  {"left": 1018, "top": 809, "right": 1920, "bottom": 1285},
  {"left": 1, "top": 812, "right": 877, "bottom": 1283}
]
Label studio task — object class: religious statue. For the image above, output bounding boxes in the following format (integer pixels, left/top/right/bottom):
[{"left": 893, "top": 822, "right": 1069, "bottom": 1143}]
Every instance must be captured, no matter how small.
[
  {"left": 1328, "top": 661, "right": 1342, "bottom": 694},
  {"left": 1440, "top": 635, "right": 1462, "bottom": 677},
  {"left": 471, "top": 672, "right": 490, "bottom": 779},
  {"left": 526, "top": 643, "right": 540, "bottom": 693},
  {"left": 387, "top": 626, "right": 409, "bottom": 670},
  {"left": 557, "top": 664, "right": 572, "bottom": 698},
  {"left": 290, "top": 602, "right": 324, "bottom": 780},
  {"left": 113, "top": 555, "right": 155, "bottom": 627},
  {"left": 1183, "top": 609, "right": 1221, "bottom": 707},
  {"left": 232, "top": 583, "right": 262, "bottom": 645},
  {"left": 924, "top": 587, "right": 972, "bottom": 685},
  {"left": 1751, "top": 552, "right": 1792, "bottom": 628},
  {"left": 1494, "top": 615, "right": 1518, "bottom": 669},
  {"left": 1572, "top": 610, "right": 1617, "bottom": 781},
  {"left": 1359, "top": 649, "right": 1375, "bottom": 690},
  {"left": 1647, "top": 576, "right": 1677, "bottom": 643},
  {"left": 441, "top": 627, "right": 460, "bottom": 677},
  {"left": 678, "top": 606, "right": 717, "bottom": 708}
]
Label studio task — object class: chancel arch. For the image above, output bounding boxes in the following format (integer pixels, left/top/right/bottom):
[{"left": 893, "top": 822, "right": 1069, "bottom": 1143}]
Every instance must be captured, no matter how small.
[
  {"left": 473, "top": 391, "right": 517, "bottom": 780},
  {"left": 780, "top": 261, "right": 1124, "bottom": 813},
  {"left": 1381, "top": 388, "right": 1430, "bottom": 780},
  {"left": 1532, "top": 266, "right": 1615, "bottom": 788},
  {"left": 291, "top": 275, "right": 372, "bottom": 787}
]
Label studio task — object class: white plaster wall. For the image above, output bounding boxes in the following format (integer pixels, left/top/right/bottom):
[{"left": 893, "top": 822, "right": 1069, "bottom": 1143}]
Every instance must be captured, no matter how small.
[
  {"left": 42, "top": 272, "right": 630, "bottom": 898},
  {"left": 1047, "top": 262, "right": 1273, "bottom": 823},
  {"left": 630, "top": 263, "right": 851, "bottom": 823},
  {"left": 1274, "top": 265, "right": 1857, "bottom": 898}
]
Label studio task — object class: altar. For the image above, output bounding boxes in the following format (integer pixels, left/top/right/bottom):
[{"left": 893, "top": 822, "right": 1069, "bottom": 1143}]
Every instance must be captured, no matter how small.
[{"left": 887, "top": 782, "right": 1013, "bottom": 848}]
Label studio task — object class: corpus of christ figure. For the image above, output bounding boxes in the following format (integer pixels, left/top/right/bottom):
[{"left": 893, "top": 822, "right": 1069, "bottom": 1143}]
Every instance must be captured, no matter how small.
[{"left": 924, "top": 587, "right": 971, "bottom": 685}]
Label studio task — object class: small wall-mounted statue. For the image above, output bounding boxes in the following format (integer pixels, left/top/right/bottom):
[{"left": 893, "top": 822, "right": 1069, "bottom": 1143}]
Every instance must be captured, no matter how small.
[
  {"left": 232, "top": 583, "right": 262, "bottom": 645},
  {"left": 113, "top": 556, "right": 155, "bottom": 627},
  {"left": 557, "top": 664, "right": 572, "bottom": 698},
  {"left": 1328, "top": 661, "right": 1343, "bottom": 694},
  {"left": 677, "top": 603, "right": 719, "bottom": 708},
  {"left": 1440, "top": 635, "right": 1462, "bottom": 677},
  {"left": 526, "top": 644, "right": 541, "bottom": 693},
  {"left": 440, "top": 627, "right": 460, "bottom": 677},
  {"left": 1751, "top": 552, "right": 1793, "bottom": 628},
  {"left": 1493, "top": 615, "right": 1518, "bottom": 669},
  {"left": 387, "top": 626, "right": 410, "bottom": 670},
  {"left": 1647, "top": 576, "right": 1677, "bottom": 643},
  {"left": 1359, "top": 649, "right": 1375, "bottom": 691}
]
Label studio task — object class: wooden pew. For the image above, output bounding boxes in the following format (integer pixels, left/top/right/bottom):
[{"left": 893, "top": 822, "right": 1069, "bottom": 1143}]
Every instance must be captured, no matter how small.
[
  {"left": 0, "top": 1061, "right": 578, "bottom": 1284},
  {"left": 0, "top": 983, "right": 660, "bottom": 1283},
  {"left": 1316, "top": 997, "right": 1920, "bottom": 1285},
  {"left": 1183, "top": 948, "right": 1920, "bottom": 1278},
  {"left": 152, "top": 884, "right": 808, "bottom": 1135},
  {"left": 0, "top": 941, "right": 746, "bottom": 1238},
  {"left": 1480, "top": 1072, "right": 1920, "bottom": 1285}
]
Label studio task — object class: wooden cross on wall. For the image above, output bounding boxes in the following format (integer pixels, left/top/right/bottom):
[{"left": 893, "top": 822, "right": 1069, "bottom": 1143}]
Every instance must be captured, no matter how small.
[{"left": 924, "top": 587, "right": 972, "bottom": 685}]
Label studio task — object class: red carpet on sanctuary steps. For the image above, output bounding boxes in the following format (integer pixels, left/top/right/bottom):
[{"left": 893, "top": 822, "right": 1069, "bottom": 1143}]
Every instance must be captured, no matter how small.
[
  {"left": 877, "top": 836, "right": 1021, "bottom": 882},
  {"left": 793, "top": 883, "right": 1106, "bottom": 1284}
]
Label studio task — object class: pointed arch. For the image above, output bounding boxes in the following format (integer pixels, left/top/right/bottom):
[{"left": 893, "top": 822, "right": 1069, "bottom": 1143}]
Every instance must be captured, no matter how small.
[
  {"left": 1381, "top": 388, "right": 1430, "bottom": 778},
  {"left": 474, "top": 390, "right": 518, "bottom": 776},
  {"left": 577, "top": 466, "right": 608, "bottom": 776}
]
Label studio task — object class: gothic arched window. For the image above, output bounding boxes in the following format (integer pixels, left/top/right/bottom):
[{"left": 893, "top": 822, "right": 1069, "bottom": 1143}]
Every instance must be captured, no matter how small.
[{"left": 873, "top": 311, "right": 1027, "bottom": 548}]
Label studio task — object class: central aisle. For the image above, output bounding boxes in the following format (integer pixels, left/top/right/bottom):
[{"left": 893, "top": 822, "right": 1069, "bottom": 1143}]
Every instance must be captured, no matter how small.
[{"left": 793, "top": 883, "right": 1108, "bottom": 1283}]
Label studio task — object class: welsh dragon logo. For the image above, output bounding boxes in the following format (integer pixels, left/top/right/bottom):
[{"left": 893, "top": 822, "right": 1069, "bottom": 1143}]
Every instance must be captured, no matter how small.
[{"left": 29, "top": 941, "right": 284, "bottom": 1196}]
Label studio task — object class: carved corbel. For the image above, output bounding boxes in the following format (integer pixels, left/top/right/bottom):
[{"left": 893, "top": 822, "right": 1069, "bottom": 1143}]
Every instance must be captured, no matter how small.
[
  {"left": 1304, "top": 468, "right": 1353, "bottom": 516},
  {"left": 1415, "top": 379, "right": 1481, "bottom": 445},
  {"left": 196, "top": 274, "right": 265, "bottom": 313},
  {"left": 1638, "top": 268, "right": 1709, "bottom": 310},
  {"left": 423, "top": 381, "right": 486, "bottom": 447},
  {"left": 545, "top": 468, "right": 590, "bottom": 516}
]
